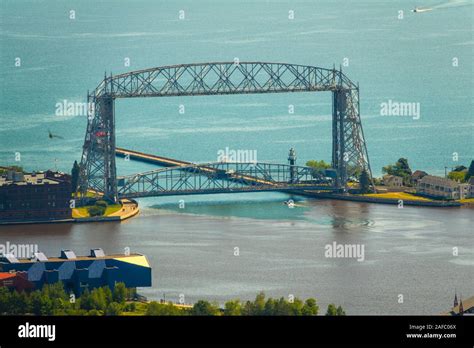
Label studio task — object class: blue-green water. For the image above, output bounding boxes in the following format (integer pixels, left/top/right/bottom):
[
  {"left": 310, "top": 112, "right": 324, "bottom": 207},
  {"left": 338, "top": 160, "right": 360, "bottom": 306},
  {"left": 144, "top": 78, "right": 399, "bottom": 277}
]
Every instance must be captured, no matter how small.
[
  {"left": 1, "top": 0, "right": 473, "bottom": 314},
  {"left": 1, "top": 0, "right": 472, "bottom": 176}
]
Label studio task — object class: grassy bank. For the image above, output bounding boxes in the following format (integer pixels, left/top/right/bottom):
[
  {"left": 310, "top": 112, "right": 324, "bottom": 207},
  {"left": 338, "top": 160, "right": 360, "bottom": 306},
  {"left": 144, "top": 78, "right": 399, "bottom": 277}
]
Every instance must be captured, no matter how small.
[
  {"left": 357, "top": 192, "right": 432, "bottom": 202},
  {"left": 72, "top": 203, "right": 122, "bottom": 218}
]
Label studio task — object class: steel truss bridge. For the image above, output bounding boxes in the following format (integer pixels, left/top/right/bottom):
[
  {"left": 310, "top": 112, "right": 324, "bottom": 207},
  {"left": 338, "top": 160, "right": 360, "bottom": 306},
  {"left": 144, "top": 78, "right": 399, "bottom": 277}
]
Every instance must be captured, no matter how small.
[
  {"left": 116, "top": 161, "right": 333, "bottom": 198},
  {"left": 78, "top": 62, "right": 373, "bottom": 202}
]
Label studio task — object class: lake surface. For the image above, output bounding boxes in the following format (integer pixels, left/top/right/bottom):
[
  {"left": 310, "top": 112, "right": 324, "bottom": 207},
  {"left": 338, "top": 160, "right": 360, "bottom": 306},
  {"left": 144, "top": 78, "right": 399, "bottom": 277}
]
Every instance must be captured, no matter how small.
[{"left": 1, "top": 195, "right": 473, "bottom": 315}]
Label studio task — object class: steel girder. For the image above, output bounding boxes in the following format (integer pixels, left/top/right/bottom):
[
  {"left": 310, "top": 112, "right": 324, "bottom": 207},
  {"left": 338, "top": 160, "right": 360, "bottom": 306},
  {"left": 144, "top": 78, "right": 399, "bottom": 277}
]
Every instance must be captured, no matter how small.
[
  {"left": 116, "top": 161, "right": 333, "bottom": 198},
  {"left": 78, "top": 62, "right": 373, "bottom": 201}
]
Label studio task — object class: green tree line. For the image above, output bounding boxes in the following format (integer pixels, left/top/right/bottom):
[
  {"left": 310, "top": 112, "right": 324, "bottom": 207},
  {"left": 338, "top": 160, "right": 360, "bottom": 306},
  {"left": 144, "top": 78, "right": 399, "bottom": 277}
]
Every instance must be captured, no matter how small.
[
  {"left": 0, "top": 282, "right": 133, "bottom": 316},
  {"left": 0, "top": 284, "right": 345, "bottom": 316},
  {"left": 148, "top": 291, "right": 345, "bottom": 316}
]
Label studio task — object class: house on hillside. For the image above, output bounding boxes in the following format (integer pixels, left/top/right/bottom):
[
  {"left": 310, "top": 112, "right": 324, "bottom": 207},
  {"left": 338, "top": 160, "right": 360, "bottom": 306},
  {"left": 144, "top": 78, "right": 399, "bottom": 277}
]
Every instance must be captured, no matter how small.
[
  {"left": 382, "top": 174, "right": 403, "bottom": 187},
  {"left": 411, "top": 170, "right": 428, "bottom": 186}
]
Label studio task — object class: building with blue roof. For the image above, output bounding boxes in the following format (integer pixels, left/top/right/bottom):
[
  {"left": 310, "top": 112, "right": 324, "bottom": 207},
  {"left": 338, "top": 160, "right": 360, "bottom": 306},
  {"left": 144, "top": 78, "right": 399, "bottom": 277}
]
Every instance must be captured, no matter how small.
[{"left": 0, "top": 248, "right": 152, "bottom": 295}]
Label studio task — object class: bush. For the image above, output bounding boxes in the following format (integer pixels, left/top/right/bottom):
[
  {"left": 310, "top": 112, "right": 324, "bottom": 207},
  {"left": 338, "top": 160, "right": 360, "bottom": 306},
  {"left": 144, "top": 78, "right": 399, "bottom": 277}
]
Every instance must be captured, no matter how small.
[
  {"left": 95, "top": 200, "right": 108, "bottom": 208},
  {"left": 113, "top": 283, "right": 127, "bottom": 304},
  {"left": 146, "top": 302, "right": 185, "bottom": 316},
  {"left": 88, "top": 205, "right": 105, "bottom": 217},
  {"left": 223, "top": 300, "right": 242, "bottom": 316},
  {"left": 123, "top": 302, "right": 136, "bottom": 312},
  {"left": 190, "top": 300, "right": 220, "bottom": 316},
  {"left": 105, "top": 302, "right": 123, "bottom": 316},
  {"left": 326, "top": 303, "right": 345, "bottom": 316}
]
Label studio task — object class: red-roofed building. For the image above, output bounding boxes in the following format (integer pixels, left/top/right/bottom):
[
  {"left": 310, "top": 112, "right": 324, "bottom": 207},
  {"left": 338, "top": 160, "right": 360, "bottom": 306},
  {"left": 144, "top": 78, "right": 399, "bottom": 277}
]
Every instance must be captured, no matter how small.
[{"left": 0, "top": 272, "right": 34, "bottom": 292}]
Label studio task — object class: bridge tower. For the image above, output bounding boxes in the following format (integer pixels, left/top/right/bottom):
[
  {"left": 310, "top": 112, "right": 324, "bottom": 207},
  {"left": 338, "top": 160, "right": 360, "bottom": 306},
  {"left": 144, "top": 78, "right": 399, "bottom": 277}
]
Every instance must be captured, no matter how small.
[
  {"left": 78, "top": 90, "right": 117, "bottom": 202},
  {"left": 331, "top": 68, "right": 371, "bottom": 191}
]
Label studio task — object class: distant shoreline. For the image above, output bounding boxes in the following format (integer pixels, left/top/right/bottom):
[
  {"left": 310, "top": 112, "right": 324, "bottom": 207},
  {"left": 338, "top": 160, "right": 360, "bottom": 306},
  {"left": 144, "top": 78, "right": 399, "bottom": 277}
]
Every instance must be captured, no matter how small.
[{"left": 294, "top": 191, "right": 464, "bottom": 207}]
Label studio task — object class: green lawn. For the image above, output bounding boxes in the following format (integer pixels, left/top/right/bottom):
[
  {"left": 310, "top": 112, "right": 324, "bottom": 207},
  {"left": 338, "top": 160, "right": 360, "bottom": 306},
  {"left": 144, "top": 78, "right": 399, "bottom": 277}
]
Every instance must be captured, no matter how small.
[
  {"left": 357, "top": 192, "right": 432, "bottom": 202},
  {"left": 72, "top": 203, "right": 122, "bottom": 218}
]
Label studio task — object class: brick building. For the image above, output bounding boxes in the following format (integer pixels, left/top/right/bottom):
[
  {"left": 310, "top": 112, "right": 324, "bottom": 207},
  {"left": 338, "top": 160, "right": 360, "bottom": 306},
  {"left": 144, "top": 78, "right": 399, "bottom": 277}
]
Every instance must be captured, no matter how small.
[{"left": 0, "top": 170, "right": 72, "bottom": 222}]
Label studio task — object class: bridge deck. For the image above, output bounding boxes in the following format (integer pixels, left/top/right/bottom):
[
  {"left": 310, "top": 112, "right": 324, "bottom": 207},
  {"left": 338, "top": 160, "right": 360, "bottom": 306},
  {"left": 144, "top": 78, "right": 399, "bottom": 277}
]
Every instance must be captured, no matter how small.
[
  {"left": 116, "top": 147, "right": 191, "bottom": 167},
  {"left": 116, "top": 147, "right": 276, "bottom": 186},
  {"left": 115, "top": 148, "right": 338, "bottom": 198}
]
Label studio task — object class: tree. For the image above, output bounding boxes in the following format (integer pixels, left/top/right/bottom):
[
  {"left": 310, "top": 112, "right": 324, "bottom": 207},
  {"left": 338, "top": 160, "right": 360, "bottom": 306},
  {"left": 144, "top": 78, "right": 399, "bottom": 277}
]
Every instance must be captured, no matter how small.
[
  {"left": 242, "top": 300, "right": 253, "bottom": 316},
  {"left": 272, "top": 297, "right": 292, "bottom": 315},
  {"left": 88, "top": 205, "right": 105, "bottom": 217},
  {"left": 124, "top": 302, "right": 136, "bottom": 312},
  {"left": 90, "top": 287, "right": 107, "bottom": 311},
  {"left": 465, "top": 160, "right": 474, "bottom": 181},
  {"left": 288, "top": 298, "right": 304, "bottom": 316},
  {"left": 224, "top": 300, "right": 242, "bottom": 316},
  {"left": 302, "top": 298, "right": 319, "bottom": 316},
  {"left": 0, "top": 165, "right": 24, "bottom": 175},
  {"left": 79, "top": 289, "right": 93, "bottom": 310},
  {"left": 30, "top": 290, "right": 43, "bottom": 315},
  {"left": 448, "top": 171, "right": 466, "bottom": 183},
  {"left": 190, "top": 300, "right": 220, "bottom": 316},
  {"left": 326, "top": 303, "right": 345, "bottom": 316},
  {"left": 0, "top": 287, "right": 11, "bottom": 314},
  {"left": 103, "top": 286, "right": 113, "bottom": 306},
  {"left": 95, "top": 200, "right": 108, "bottom": 208},
  {"left": 105, "top": 302, "right": 123, "bottom": 316},
  {"left": 336, "top": 305, "right": 346, "bottom": 316},
  {"left": 359, "top": 169, "right": 371, "bottom": 193},
  {"left": 263, "top": 298, "right": 276, "bottom": 316},
  {"left": 453, "top": 165, "right": 467, "bottom": 172},
  {"left": 382, "top": 158, "right": 412, "bottom": 185},
  {"left": 306, "top": 160, "right": 331, "bottom": 170},
  {"left": 113, "top": 283, "right": 127, "bottom": 304},
  {"left": 71, "top": 160, "right": 80, "bottom": 193},
  {"left": 253, "top": 292, "right": 266, "bottom": 315},
  {"left": 306, "top": 160, "right": 331, "bottom": 178},
  {"left": 326, "top": 304, "right": 337, "bottom": 316}
]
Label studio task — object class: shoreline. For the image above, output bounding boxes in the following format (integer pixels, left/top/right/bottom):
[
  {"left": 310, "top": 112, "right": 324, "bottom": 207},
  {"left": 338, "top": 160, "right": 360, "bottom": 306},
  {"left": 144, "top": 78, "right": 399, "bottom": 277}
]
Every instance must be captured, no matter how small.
[
  {"left": 293, "top": 191, "right": 464, "bottom": 207},
  {"left": 0, "top": 199, "right": 140, "bottom": 226},
  {"left": 0, "top": 191, "right": 467, "bottom": 226}
]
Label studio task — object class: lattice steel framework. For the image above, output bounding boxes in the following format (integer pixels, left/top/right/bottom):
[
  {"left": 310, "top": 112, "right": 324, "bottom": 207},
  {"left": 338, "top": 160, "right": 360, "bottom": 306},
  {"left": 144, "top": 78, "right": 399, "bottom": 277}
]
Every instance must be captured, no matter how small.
[
  {"left": 116, "top": 161, "right": 333, "bottom": 198},
  {"left": 78, "top": 62, "right": 373, "bottom": 201}
]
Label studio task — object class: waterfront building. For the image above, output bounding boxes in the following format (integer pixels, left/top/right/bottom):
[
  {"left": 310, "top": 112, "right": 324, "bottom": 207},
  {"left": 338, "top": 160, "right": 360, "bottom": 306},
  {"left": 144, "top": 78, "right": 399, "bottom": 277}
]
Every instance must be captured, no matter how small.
[
  {"left": 469, "top": 177, "right": 474, "bottom": 198},
  {"left": 382, "top": 174, "right": 403, "bottom": 187},
  {"left": 0, "top": 271, "right": 34, "bottom": 292},
  {"left": 0, "top": 170, "right": 72, "bottom": 222},
  {"left": 0, "top": 249, "right": 152, "bottom": 295},
  {"left": 416, "top": 175, "right": 467, "bottom": 200},
  {"left": 458, "top": 183, "right": 470, "bottom": 200},
  {"left": 410, "top": 170, "right": 428, "bottom": 186}
]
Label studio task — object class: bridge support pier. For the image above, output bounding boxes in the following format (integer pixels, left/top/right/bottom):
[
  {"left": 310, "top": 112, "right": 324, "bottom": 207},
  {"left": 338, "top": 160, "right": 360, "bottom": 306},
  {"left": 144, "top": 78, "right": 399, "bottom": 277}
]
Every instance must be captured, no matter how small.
[
  {"left": 332, "top": 90, "right": 348, "bottom": 190},
  {"left": 101, "top": 96, "right": 118, "bottom": 202},
  {"left": 79, "top": 92, "right": 118, "bottom": 203}
]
